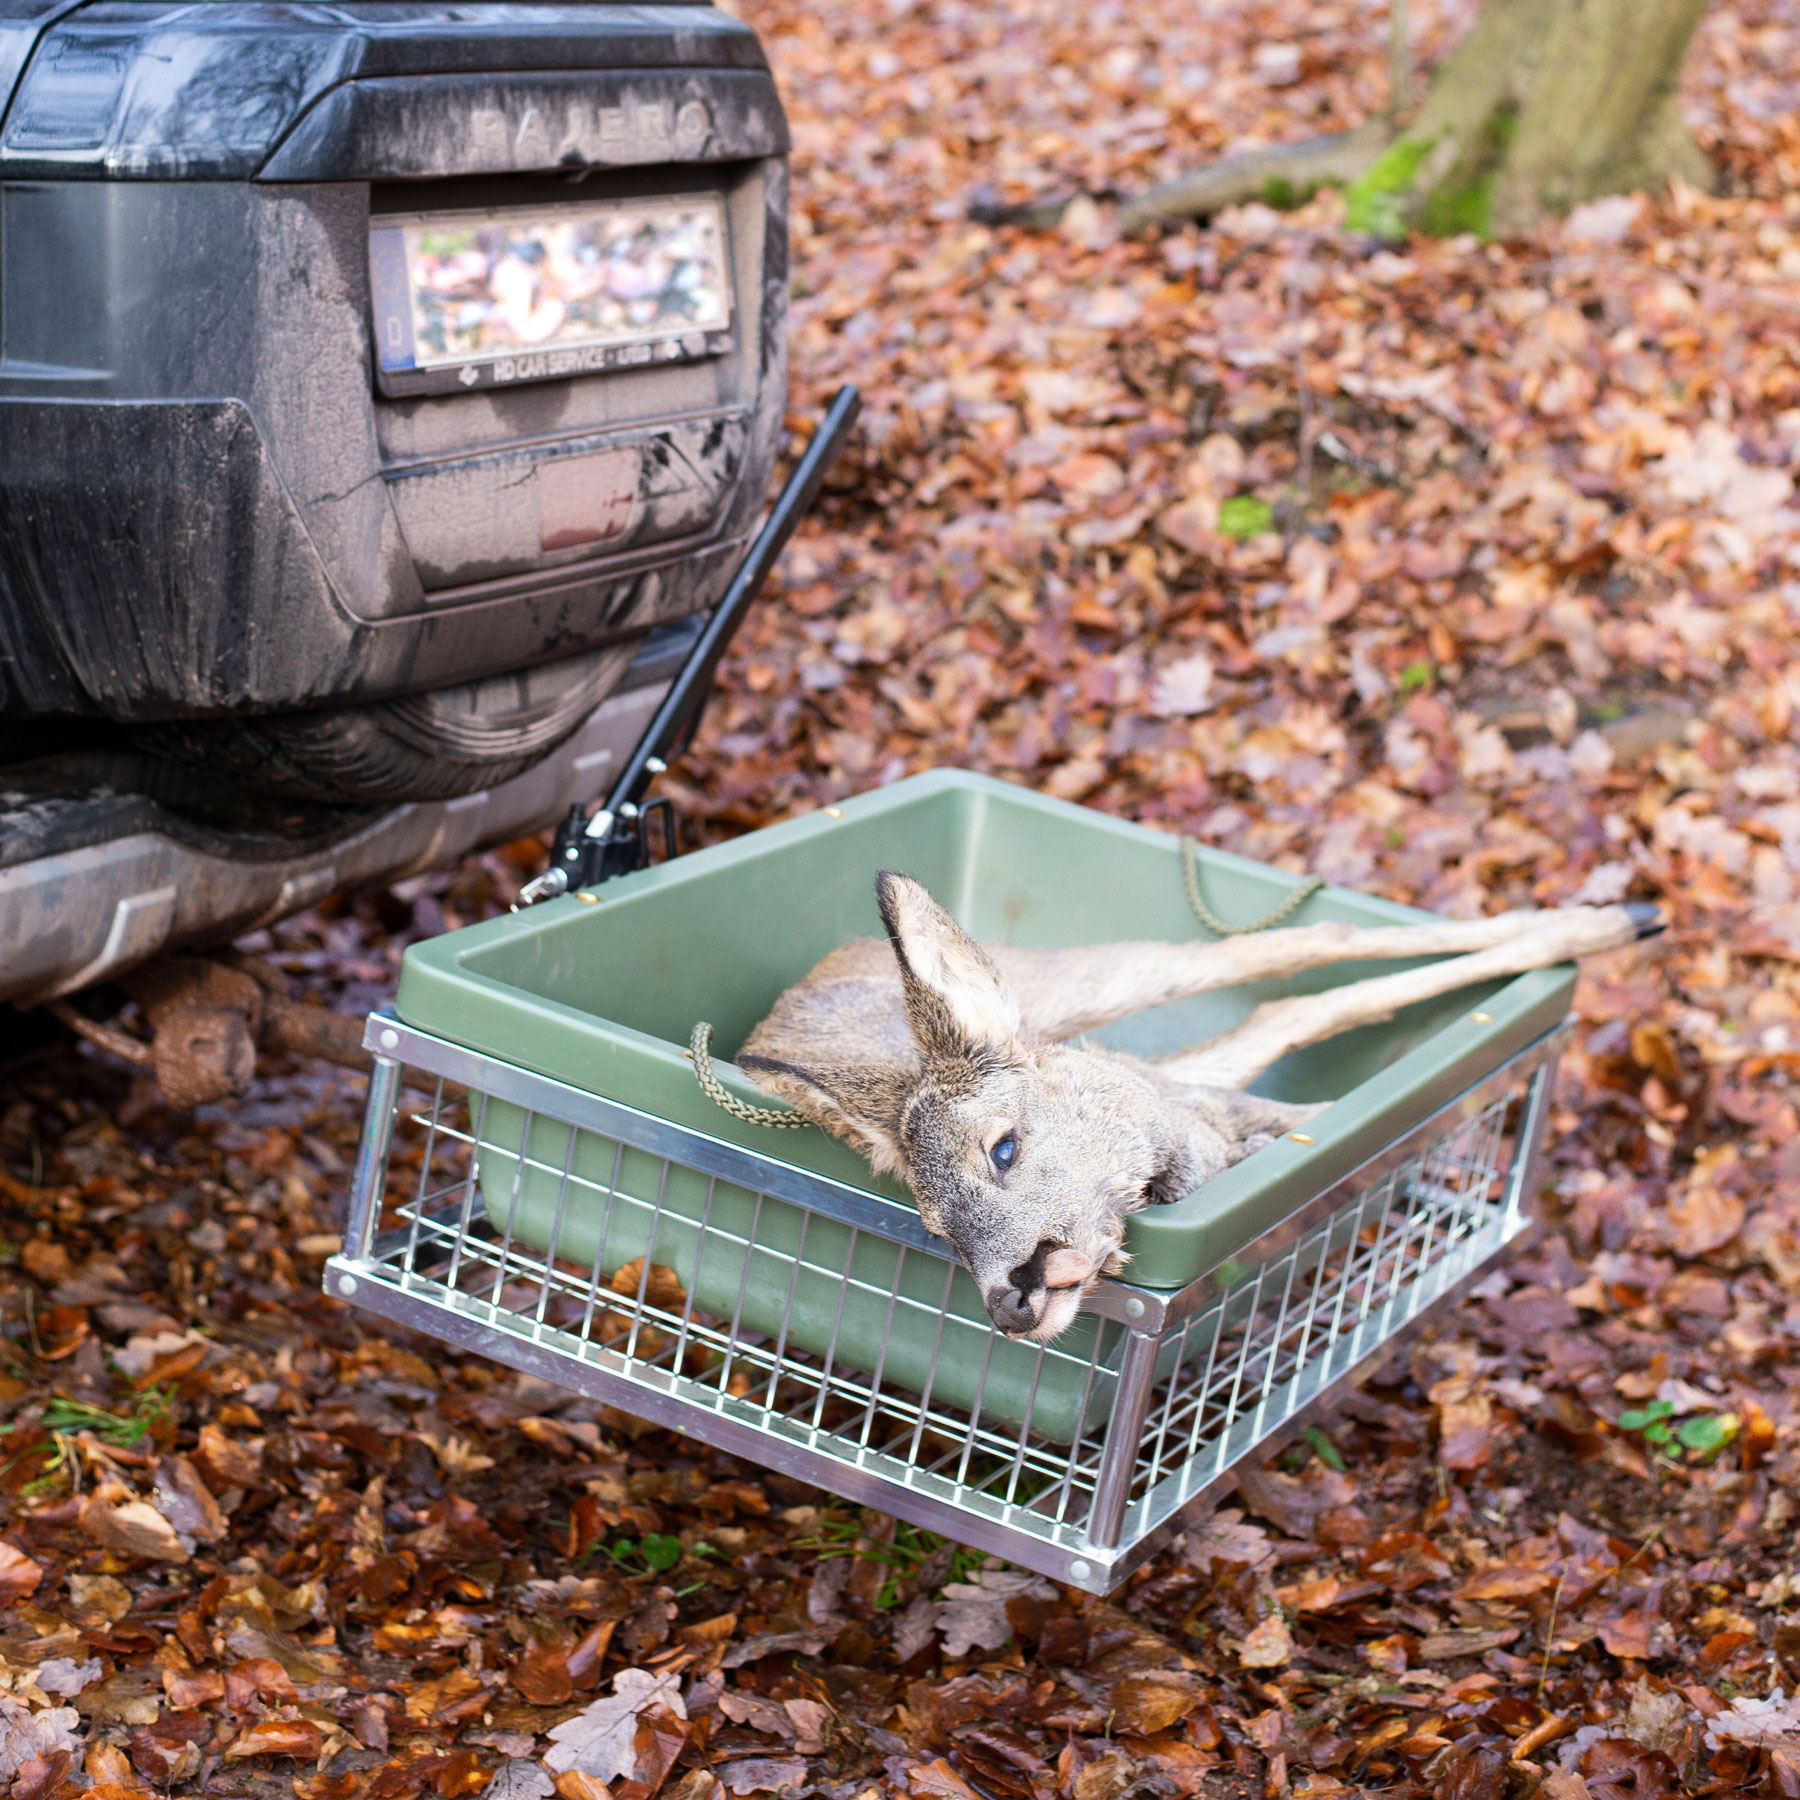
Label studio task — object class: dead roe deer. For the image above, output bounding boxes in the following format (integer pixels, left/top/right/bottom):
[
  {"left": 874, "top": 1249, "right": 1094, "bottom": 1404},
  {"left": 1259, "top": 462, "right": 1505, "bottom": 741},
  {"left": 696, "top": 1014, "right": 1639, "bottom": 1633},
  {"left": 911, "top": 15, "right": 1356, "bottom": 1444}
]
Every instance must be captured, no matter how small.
[{"left": 737, "top": 872, "right": 1659, "bottom": 1344}]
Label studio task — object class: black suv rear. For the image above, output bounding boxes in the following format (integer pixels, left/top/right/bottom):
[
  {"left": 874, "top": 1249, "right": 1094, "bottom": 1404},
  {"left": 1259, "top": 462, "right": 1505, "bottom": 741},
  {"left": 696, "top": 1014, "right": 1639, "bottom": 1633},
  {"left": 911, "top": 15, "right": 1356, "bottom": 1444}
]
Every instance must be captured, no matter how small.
[{"left": 0, "top": 0, "right": 789, "bottom": 1005}]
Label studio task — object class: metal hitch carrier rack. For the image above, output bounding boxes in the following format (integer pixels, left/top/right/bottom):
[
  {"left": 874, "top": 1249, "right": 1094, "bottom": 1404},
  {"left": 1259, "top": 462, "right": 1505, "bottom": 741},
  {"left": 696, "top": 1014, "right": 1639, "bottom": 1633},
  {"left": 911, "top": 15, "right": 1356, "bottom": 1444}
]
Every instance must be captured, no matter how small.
[{"left": 327, "top": 1009, "right": 1564, "bottom": 1594}]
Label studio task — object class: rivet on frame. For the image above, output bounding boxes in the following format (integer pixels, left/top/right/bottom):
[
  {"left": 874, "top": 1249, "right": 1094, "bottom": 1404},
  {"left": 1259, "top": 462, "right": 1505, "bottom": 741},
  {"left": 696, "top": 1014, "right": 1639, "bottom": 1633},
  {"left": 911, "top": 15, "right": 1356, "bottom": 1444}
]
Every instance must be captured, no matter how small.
[
  {"left": 1470, "top": 1011, "right": 1493, "bottom": 1023},
  {"left": 1289, "top": 1133, "right": 1315, "bottom": 1144}
]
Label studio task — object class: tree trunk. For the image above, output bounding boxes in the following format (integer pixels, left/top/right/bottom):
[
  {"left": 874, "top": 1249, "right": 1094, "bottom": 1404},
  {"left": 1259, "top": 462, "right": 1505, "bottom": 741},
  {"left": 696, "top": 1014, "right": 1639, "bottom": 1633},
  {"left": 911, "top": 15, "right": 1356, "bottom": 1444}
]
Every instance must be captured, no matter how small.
[{"left": 1122, "top": 0, "right": 1711, "bottom": 237}]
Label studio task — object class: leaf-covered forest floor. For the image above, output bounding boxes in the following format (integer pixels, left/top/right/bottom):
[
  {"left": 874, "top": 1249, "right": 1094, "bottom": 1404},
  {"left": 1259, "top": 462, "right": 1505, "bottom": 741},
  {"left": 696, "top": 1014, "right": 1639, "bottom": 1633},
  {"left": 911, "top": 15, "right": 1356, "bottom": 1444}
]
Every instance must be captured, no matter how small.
[{"left": 6, "top": 2, "right": 1800, "bottom": 1799}]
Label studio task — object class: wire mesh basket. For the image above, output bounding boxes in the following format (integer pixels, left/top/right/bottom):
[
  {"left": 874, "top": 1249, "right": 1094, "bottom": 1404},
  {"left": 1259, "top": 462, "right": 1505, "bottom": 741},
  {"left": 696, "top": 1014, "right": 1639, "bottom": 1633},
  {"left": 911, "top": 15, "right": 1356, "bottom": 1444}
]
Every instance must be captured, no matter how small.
[{"left": 327, "top": 1008, "right": 1565, "bottom": 1594}]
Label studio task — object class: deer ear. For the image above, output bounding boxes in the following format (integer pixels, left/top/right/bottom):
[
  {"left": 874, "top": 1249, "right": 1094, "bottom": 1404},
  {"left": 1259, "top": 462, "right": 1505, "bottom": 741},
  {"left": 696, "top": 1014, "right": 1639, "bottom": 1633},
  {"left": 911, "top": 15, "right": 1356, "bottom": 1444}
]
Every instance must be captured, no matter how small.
[
  {"left": 874, "top": 871, "right": 1022, "bottom": 1062},
  {"left": 736, "top": 1053, "right": 906, "bottom": 1175}
]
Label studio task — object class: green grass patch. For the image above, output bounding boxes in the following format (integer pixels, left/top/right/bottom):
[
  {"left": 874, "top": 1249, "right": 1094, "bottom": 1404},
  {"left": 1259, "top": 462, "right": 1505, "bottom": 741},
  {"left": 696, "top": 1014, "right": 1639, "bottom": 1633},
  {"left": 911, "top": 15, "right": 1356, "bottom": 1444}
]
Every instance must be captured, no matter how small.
[
  {"left": 40, "top": 1393, "right": 170, "bottom": 1447},
  {"left": 10, "top": 1391, "right": 174, "bottom": 1497},
  {"left": 1218, "top": 496, "right": 1275, "bottom": 540},
  {"left": 1302, "top": 1425, "right": 1346, "bottom": 1471},
  {"left": 1618, "top": 1399, "right": 1740, "bottom": 1464},
  {"left": 599, "top": 1532, "right": 684, "bottom": 1575},
  {"left": 795, "top": 1516, "right": 989, "bottom": 1609}
]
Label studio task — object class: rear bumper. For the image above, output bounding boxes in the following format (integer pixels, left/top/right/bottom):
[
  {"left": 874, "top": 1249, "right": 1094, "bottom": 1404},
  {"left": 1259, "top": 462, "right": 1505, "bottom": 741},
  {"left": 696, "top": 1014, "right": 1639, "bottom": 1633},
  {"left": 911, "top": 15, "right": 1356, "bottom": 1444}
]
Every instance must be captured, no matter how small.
[{"left": 0, "top": 629, "right": 693, "bottom": 1005}]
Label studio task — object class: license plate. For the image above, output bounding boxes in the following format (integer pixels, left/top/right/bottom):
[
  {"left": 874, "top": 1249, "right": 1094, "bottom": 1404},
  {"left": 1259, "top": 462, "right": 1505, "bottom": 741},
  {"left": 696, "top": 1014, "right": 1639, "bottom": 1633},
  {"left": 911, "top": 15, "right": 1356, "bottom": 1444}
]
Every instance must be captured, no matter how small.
[{"left": 369, "top": 192, "right": 732, "bottom": 398}]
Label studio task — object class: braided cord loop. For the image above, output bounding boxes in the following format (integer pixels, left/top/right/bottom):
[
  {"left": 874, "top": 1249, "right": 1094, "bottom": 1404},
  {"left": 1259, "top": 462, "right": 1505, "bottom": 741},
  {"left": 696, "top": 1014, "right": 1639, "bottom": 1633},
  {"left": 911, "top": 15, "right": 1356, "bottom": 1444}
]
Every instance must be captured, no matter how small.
[
  {"left": 688, "top": 1021, "right": 811, "bottom": 1129},
  {"left": 1180, "top": 836, "right": 1324, "bottom": 937}
]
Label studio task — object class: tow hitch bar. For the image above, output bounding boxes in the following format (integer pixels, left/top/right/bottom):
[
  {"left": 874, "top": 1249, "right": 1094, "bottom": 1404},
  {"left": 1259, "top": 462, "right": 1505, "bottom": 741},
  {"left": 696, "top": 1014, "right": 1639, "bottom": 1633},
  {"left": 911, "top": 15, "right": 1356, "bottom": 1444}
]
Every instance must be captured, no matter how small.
[{"left": 517, "top": 384, "right": 862, "bottom": 907}]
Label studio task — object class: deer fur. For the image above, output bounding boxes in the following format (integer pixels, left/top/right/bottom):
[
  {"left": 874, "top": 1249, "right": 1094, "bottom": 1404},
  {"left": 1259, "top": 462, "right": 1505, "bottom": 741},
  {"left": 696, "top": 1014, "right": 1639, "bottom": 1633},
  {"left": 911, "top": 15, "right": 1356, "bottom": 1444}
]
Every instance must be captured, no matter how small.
[{"left": 738, "top": 873, "right": 1656, "bottom": 1345}]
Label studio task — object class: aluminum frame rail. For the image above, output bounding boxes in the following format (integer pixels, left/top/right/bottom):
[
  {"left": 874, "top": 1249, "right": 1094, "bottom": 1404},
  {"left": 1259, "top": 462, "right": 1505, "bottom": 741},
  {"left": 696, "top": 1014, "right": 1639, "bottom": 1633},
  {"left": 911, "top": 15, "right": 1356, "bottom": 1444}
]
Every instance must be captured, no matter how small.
[{"left": 327, "top": 1009, "right": 1566, "bottom": 1594}]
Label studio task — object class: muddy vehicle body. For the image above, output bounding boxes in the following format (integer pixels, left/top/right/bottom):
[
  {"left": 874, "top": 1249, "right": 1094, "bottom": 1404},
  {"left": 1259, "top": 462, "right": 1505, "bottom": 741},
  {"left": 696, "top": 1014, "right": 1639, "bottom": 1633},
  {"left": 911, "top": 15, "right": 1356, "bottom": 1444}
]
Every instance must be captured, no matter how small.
[{"left": 0, "top": 0, "right": 789, "bottom": 1007}]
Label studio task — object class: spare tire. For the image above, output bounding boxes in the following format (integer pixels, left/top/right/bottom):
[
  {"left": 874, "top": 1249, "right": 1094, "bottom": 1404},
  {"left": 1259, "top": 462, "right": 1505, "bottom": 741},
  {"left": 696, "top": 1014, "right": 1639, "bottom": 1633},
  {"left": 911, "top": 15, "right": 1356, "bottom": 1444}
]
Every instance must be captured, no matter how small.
[{"left": 137, "top": 640, "right": 639, "bottom": 805}]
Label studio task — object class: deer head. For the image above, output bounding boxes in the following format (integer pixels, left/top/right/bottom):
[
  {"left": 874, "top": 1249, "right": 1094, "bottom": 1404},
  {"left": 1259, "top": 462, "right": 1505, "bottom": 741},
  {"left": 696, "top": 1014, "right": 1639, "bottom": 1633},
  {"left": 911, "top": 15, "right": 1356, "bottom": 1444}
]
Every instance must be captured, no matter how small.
[{"left": 738, "top": 872, "right": 1238, "bottom": 1341}]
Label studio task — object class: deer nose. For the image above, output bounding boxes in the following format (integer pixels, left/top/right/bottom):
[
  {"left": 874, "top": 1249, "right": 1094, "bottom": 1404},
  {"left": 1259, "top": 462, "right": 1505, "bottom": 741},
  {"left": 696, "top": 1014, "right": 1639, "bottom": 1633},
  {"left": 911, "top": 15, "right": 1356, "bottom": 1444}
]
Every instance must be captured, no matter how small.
[{"left": 985, "top": 1285, "right": 1041, "bottom": 1335}]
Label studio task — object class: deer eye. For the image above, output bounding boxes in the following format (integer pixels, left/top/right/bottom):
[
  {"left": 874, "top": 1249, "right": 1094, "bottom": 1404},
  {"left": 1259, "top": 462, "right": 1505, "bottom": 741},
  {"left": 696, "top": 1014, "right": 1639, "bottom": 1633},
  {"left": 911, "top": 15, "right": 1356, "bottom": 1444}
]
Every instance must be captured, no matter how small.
[{"left": 990, "top": 1133, "right": 1018, "bottom": 1172}]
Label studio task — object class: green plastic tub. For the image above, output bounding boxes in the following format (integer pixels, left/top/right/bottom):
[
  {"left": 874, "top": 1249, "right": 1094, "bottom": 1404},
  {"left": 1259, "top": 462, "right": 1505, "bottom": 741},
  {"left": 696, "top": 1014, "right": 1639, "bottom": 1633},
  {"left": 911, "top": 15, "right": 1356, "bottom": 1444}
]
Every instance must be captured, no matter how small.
[{"left": 396, "top": 770, "right": 1571, "bottom": 1438}]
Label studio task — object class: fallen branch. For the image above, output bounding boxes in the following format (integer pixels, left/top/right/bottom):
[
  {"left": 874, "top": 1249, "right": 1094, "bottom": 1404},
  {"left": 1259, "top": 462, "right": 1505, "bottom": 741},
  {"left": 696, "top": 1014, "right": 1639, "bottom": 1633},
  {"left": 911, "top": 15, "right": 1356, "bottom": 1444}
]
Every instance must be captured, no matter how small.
[
  {"left": 1119, "top": 123, "right": 1388, "bottom": 232},
  {"left": 45, "top": 1000, "right": 153, "bottom": 1069}
]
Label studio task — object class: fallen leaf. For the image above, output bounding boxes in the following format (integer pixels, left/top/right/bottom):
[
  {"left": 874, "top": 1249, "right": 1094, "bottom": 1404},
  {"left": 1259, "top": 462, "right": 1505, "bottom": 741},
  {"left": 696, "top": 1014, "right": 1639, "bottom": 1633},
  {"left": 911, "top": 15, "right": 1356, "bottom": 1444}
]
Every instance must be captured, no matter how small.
[
  {"left": 194, "top": 1422, "right": 263, "bottom": 1492},
  {"left": 0, "top": 1699, "right": 84, "bottom": 1782},
  {"left": 222, "top": 1720, "right": 326, "bottom": 1762},
  {"left": 77, "top": 1489, "right": 189, "bottom": 1564},
  {"left": 1580, "top": 1737, "right": 1677, "bottom": 1800},
  {"left": 33, "top": 1657, "right": 101, "bottom": 1697},
  {"left": 716, "top": 1691, "right": 795, "bottom": 1739},
  {"left": 891, "top": 1595, "right": 940, "bottom": 1663},
  {"left": 126, "top": 1726, "right": 204, "bottom": 1786},
  {"left": 544, "top": 1669, "right": 687, "bottom": 1782},
  {"left": 1148, "top": 652, "right": 1216, "bottom": 718},
  {"left": 714, "top": 1759, "right": 809, "bottom": 1795},
  {"left": 1417, "top": 1627, "right": 1518, "bottom": 1660},
  {"left": 936, "top": 1570, "right": 1055, "bottom": 1658},
  {"left": 153, "top": 1455, "right": 227, "bottom": 1546},
  {"left": 1109, "top": 1673, "right": 1199, "bottom": 1734},
  {"left": 908, "top": 1759, "right": 983, "bottom": 1800},
  {"left": 1538, "top": 1776, "right": 1593, "bottom": 1800},
  {"left": 33, "top": 1305, "right": 89, "bottom": 1361},
  {"left": 781, "top": 1699, "right": 830, "bottom": 1756},
  {"left": 1235, "top": 1463, "right": 1359, "bottom": 1540},
  {"left": 1361, "top": 1530, "right": 1454, "bottom": 1591},
  {"left": 10, "top": 1749, "right": 75, "bottom": 1800},
  {"left": 1622, "top": 1683, "right": 1692, "bottom": 1758},
  {"left": 488, "top": 1763, "right": 557, "bottom": 1800},
  {"left": 1183, "top": 1509, "right": 1272, "bottom": 1569},
  {"left": 0, "top": 1542, "right": 43, "bottom": 1604},
  {"left": 1072, "top": 1754, "right": 1135, "bottom": 1800},
  {"left": 1705, "top": 1688, "right": 1800, "bottom": 1749},
  {"left": 617, "top": 1704, "right": 691, "bottom": 1800},
  {"left": 162, "top": 1664, "right": 225, "bottom": 1707},
  {"left": 1238, "top": 1615, "right": 1293, "bottom": 1668},
  {"left": 675, "top": 1612, "right": 738, "bottom": 1650},
  {"left": 68, "top": 1572, "right": 133, "bottom": 1626},
  {"left": 1598, "top": 1603, "right": 1666, "bottom": 1661},
  {"left": 1667, "top": 1185, "right": 1745, "bottom": 1257},
  {"left": 511, "top": 1643, "right": 574, "bottom": 1707},
  {"left": 610, "top": 1259, "right": 688, "bottom": 1312},
  {"left": 1459, "top": 1560, "right": 1558, "bottom": 1600},
  {"left": 406, "top": 1667, "right": 490, "bottom": 1726}
]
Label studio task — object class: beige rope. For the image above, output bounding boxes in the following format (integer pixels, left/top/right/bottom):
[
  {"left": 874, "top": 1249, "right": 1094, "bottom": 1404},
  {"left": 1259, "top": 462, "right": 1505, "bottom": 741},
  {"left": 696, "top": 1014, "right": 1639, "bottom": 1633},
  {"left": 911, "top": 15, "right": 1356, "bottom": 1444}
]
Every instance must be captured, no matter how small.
[
  {"left": 688, "top": 1021, "right": 811, "bottom": 1129},
  {"left": 1180, "top": 836, "right": 1324, "bottom": 937}
]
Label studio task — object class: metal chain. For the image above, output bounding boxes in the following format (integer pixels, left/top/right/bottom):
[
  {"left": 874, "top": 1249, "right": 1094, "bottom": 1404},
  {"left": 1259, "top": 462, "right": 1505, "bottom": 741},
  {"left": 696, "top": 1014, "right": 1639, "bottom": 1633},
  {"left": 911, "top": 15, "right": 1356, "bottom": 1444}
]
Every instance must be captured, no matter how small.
[
  {"left": 688, "top": 1021, "right": 812, "bottom": 1129},
  {"left": 1180, "top": 836, "right": 1324, "bottom": 937}
]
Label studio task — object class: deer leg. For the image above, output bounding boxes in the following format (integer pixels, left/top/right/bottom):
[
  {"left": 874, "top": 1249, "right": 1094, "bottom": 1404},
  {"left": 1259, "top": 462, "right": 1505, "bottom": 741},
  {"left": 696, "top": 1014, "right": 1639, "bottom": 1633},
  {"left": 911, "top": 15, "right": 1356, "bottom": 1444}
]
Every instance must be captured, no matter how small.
[
  {"left": 991, "top": 905, "right": 1638, "bottom": 1044},
  {"left": 1153, "top": 903, "right": 1657, "bottom": 1091}
]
